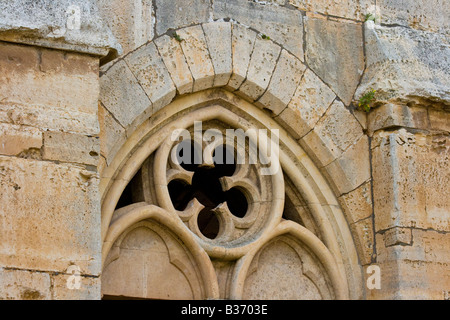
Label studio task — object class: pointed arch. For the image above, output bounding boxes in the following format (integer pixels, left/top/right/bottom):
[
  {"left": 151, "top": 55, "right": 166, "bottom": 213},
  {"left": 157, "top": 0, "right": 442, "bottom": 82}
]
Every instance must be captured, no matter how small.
[{"left": 99, "top": 21, "right": 368, "bottom": 300}]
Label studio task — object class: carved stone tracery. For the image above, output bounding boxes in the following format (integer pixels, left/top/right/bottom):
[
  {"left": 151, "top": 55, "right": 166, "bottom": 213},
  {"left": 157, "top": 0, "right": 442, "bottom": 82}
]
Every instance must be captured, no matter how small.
[{"left": 101, "top": 93, "right": 356, "bottom": 300}]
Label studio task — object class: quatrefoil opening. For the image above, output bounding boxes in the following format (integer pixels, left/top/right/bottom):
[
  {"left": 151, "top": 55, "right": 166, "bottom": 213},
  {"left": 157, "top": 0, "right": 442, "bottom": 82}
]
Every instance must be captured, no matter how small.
[{"left": 168, "top": 142, "right": 249, "bottom": 240}]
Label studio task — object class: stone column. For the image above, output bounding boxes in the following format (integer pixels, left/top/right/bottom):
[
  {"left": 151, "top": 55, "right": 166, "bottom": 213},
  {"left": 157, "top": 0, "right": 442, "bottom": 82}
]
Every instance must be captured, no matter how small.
[
  {"left": 0, "top": 0, "right": 120, "bottom": 300},
  {"left": 357, "top": 22, "right": 450, "bottom": 300}
]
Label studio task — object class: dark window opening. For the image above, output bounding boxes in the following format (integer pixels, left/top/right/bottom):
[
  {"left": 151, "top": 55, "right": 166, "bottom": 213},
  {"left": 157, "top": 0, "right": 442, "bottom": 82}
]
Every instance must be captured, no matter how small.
[{"left": 169, "top": 143, "right": 249, "bottom": 239}]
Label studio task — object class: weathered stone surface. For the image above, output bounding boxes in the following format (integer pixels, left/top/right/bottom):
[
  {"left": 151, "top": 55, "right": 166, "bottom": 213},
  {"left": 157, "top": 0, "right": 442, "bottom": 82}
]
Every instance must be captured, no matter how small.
[
  {"left": 155, "top": 0, "right": 211, "bottom": 36},
  {"left": 100, "top": 60, "right": 152, "bottom": 132},
  {"left": 238, "top": 37, "right": 281, "bottom": 101},
  {"left": 52, "top": 274, "right": 101, "bottom": 300},
  {"left": 0, "top": 43, "right": 100, "bottom": 118},
  {"left": 98, "top": 103, "right": 126, "bottom": 166},
  {"left": 356, "top": 22, "right": 450, "bottom": 106},
  {"left": 429, "top": 108, "right": 450, "bottom": 133},
  {"left": 322, "top": 135, "right": 371, "bottom": 195},
  {"left": 0, "top": 157, "right": 101, "bottom": 275},
  {"left": 242, "top": 236, "right": 333, "bottom": 300},
  {"left": 43, "top": 131, "right": 100, "bottom": 166},
  {"left": 0, "top": 124, "right": 42, "bottom": 157},
  {"left": 350, "top": 217, "right": 374, "bottom": 266},
  {"left": 374, "top": 229, "right": 450, "bottom": 300},
  {"left": 176, "top": 26, "right": 215, "bottom": 92},
  {"left": 276, "top": 69, "right": 336, "bottom": 139},
  {"left": 372, "top": 129, "right": 450, "bottom": 232},
  {"left": 257, "top": 50, "right": 306, "bottom": 115},
  {"left": 155, "top": 35, "right": 194, "bottom": 95},
  {"left": 383, "top": 227, "right": 412, "bottom": 247},
  {"left": 125, "top": 42, "right": 176, "bottom": 114},
  {"left": 202, "top": 22, "right": 233, "bottom": 87},
  {"left": 368, "top": 104, "right": 429, "bottom": 135},
  {"left": 377, "top": 0, "right": 450, "bottom": 34},
  {"left": 227, "top": 24, "right": 257, "bottom": 91},
  {"left": 0, "top": 0, "right": 121, "bottom": 57},
  {"left": 98, "top": 0, "right": 153, "bottom": 56},
  {"left": 214, "top": 0, "right": 304, "bottom": 59},
  {"left": 0, "top": 102, "right": 99, "bottom": 136},
  {"left": 102, "top": 222, "right": 203, "bottom": 300},
  {"left": 289, "top": 0, "right": 375, "bottom": 21},
  {"left": 305, "top": 17, "right": 364, "bottom": 106},
  {"left": 300, "top": 100, "right": 364, "bottom": 168},
  {"left": 338, "top": 180, "right": 373, "bottom": 224},
  {"left": 0, "top": 268, "right": 51, "bottom": 300}
]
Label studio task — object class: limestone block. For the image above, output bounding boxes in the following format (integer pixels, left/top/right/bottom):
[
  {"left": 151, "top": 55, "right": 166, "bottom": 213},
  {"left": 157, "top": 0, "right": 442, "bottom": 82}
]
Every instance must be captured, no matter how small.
[
  {"left": 377, "top": 0, "right": 450, "bottom": 34},
  {"left": 125, "top": 42, "right": 176, "bottom": 114},
  {"left": 0, "top": 0, "right": 121, "bottom": 57},
  {"left": 102, "top": 221, "right": 204, "bottom": 300},
  {"left": 100, "top": 60, "right": 152, "bottom": 133},
  {"left": 368, "top": 104, "right": 429, "bottom": 135},
  {"left": 238, "top": 37, "right": 281, "bottom": 102},
  {"left": 52, "top": 274, "right": 101, "bottom": 300},
  {"left": 0, "top": 43, "right": 99, "bottom": 135},
  {"left": 241, "top": 236, "right": 333, "bottom": 300},
  {"left": 383, "top": 227, "right": 412, "bottom": 247},
  {"left": 176, "top": 26, "right": 215, "bottom": 92},
  {"left": 202, "top": 22, "right": 233, "bottom": 87},
  {"left": 338, "top": 180, "right": 373, "bottom": 224},
  {"left": 98, "top": 103, "right": 126, "bottom": 166},
  {"left": 227, "top": 24, "right": 257, "bottom": 91},
  {"left": 429, "top": 108, "right": 450, "bottom": 133},
  {"left": 264, "top": 0, "right": 286, "bottom": 4},
  {"left": 350, "top": 217, "right": 374, "bottom": 266},
  {"left": 155, "top": 0, "right": 211, "bottom": 36},
  {"left": 154, "top": 35, "right": 194, "bottom": 95},
  {"left": 374, "top": 229, "right": 450, "bottom": 299},
  {"left": 378, "top": 229, "right": 450, "bottom": 265},
  {"left": 289, "top": 0, "right": 374, "bottom": 21},
  {"left": 0, "top": 102, "right": 99, "bottom": 136},
  {"left": 300, "top": 100, "right": 364, "bottom": 168},
  {"left": 305, "top": 17, "right": 364, "bottom": 106},
  {"left": 0, "top": 157, "right": 101, "bottom": 275},
  {"left": 43, "top": 131, "right": 100, "bottom": 167},
  {"left": 257, "top": 50, "right": 306, "bottom": 115},
  {"left": 372, "top": 129, "right": 450, "bottom": 232},
  {"left": 0, "top": 268, "right": 51, "bottom": 300},
  {"left": 356, "top": 23, "right": 450, "bottom": 105},
  {"left": 98, "top": 0, "right": 153, "bottom": 55},
  {"left": 276, "top": 69, "right": 336, "bottom": 139},
  {"left": 0, "top": 123, "right": 42, "bottom": 157},
  {"left": 213, "top": 0, "right": 304, "bottom": 59},
  {"left": 322, "top": 135, "right": 371, "bottom": 195},
  {"left": 0, "top": 43, "right": 99, "bottom": 116}
]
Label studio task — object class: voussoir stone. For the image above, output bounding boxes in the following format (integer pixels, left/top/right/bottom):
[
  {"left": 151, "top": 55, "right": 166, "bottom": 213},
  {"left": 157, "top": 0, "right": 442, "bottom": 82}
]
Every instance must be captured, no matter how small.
[
  {"left": 257, "top": 50, "right": 306, "bottom": 116},
  {"left": 227, "top": 23, "right": 257, "bottom": 91},
  {"left": 277, "top": 69, "right": 336, "bottom": 139},
  {"left": 100, "top": 60, "right": 152, "bottom": 133},
  {"left": 176, "top": 26, "right": 216, "bottom": 92},
  {"left": 237, "top": 37, "right": 281, "bottom": 102},
  {"left": 125, "top": 42, "right": 177, "bottom": 114},
  {"left": 202, "top": 22, "right": 233, "bottom": 87},
  {"left": 155, "top": 35, "right": 194, "bottom": 95},
  {"left": 300, "top": 100, "right": 364, "bottom": 168}
]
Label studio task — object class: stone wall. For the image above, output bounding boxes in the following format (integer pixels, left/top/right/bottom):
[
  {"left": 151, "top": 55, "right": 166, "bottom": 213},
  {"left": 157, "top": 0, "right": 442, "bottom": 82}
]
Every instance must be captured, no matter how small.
[{"left": 0, "top": 0, "right": 117, "bottom": 300}]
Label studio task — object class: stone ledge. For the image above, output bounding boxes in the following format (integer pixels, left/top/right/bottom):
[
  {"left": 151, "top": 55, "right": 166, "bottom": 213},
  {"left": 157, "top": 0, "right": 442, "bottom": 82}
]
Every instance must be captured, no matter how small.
[
  {"left": 356, "top": 21, "right": 450, "bottom": 108},
  {"left": 0, "top": 0, "right": 122, "bottom": 59}
]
